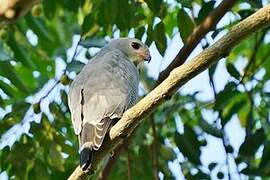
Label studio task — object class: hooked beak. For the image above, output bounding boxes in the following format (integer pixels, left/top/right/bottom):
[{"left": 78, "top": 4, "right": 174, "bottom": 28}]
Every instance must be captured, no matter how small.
[{"left": 144, "top": 53, "right": 151, "bottom": 63}]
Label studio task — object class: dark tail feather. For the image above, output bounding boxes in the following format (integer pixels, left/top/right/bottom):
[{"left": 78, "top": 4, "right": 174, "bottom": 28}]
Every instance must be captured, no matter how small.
[
  {"left": 79, "top": 119, "right": 112, "bottom": 170},
  {"left": 80, "top": 123, "right": 95, "bottom": 170},
  {"left": 80, "top": 147, "right": 93, "bottom": 171}
]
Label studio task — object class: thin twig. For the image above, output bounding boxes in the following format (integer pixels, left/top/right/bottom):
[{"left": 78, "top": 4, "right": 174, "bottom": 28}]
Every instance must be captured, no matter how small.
[
  {"left": 126, "top": 147, "right": 132, "bottom": 180},
  {"left": 150, "top": 117, "right": 159, "bottom": 180},
  {"left": 39, "top": 35, "right": 82, "bottom": 102},
  {"left": 39, "top": 79, "right": 60, "bottom": 101},
  {"left": 156, "top": 0, "right": 237, "bottom": 84},
  {"left": 71, "top": 36, "right": 82, "bottom": 62},
  {"left": 209, "top": 70, "right": 232, "bottom": 180},
  {"left": 209, "top": 60, "right": 242, "bottom": 179},
  {"left": 64, "top": 36, "right": 82, "bottom": 74},
  {"left": 239, "top": 31, "right": 266, "bottom": 84}
]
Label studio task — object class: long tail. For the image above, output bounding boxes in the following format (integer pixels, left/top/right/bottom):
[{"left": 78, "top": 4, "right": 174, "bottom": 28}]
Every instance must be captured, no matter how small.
[
  {"left": 79, "top": 118, "right": 112, "bottom": 170},
  {"left": 79, "top": 123, "right": 96, "bottom": 171}
]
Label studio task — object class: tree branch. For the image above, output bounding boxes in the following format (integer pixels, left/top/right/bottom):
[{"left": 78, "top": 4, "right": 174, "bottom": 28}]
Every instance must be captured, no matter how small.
[
  {"left": 156, "top": 0, "right": 236, "bottom": 84},
  {"left": 68, "top": 5, "right": 270, "bottom": 180},
  {"left": 210, "top": 76, "right": 233, "bottom": 180},
  {"left": 126, "top": 147, "right": 132, "bottom": 180},
  {"left": 240, "top": 31, "right": 266, "bottom": 83}
]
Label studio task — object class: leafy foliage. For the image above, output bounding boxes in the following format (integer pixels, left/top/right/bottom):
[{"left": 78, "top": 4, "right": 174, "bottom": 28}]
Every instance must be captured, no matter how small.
[{"left": 0, "top": 0, "right": 269, "bottom": 179}]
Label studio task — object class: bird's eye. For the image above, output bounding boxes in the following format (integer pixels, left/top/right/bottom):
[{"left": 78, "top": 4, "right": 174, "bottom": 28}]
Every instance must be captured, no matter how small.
[{"left": 131, "top": 42, "right": 141, "bottom": 50}]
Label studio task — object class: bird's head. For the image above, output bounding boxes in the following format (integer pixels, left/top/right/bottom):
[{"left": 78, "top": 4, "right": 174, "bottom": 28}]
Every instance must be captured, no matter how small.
[{"left": 107, "top": 38, "right": 151, "bottom": 66}]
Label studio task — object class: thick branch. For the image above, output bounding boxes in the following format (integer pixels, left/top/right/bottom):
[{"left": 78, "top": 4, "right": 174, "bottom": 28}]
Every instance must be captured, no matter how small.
[
  {"left": 68, "top": 5, "right": 270, "bottom": 180},
  {"left": 156, "top": 0, "right": 236, "bottom": 84}
]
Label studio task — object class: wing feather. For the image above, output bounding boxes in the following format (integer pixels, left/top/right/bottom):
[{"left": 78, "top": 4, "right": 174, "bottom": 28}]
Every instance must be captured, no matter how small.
[{"left": 68, "top": 50, "right": 139, "bottom": 152}]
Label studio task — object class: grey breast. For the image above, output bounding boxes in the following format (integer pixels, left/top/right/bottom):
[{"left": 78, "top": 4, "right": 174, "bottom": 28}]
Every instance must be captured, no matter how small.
[
  {"left": 68, "top": 48, "right": 140, "bottom": 136},
  {"left": 74, "top": 49, "right": 139, "bottom": 124}
]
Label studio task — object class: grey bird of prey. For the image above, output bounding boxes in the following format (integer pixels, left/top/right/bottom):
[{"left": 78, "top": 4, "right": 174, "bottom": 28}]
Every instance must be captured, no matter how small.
[{"left": 68, "top": 38, "right": 151, "bottom": 170}]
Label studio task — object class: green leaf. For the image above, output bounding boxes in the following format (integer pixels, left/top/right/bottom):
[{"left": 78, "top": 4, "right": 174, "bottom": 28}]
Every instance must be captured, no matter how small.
[
  {"left": 32, "top": 159, "right": 50, "bottom": 180},
  {"left": 79, "top": 37, "right": 105, "bottom": 48},
  {"left": 81, "top": 14, "right": 95, "bottom": 36},
  {"left": 25, "top": 15, "right": 54, "bottom": 51},
  {"left": 146, "top": 22, "right": 154, "bottom": 46},
  {"left": 132, "top": 145, "right": 153, "bottom": 179},
  {"left": 198, "top": 119, "right": 223, "bottom": 138},
  {"left": 0, "top": 108, "right": 29, "bottom": 135},
  {"left": 238, "top": 9, "right": 255, "bottom": 19},
  {"left": 258, "top": 141, "right": 270, "bottom": 175},
  {"left": 163, "top": 8, "right": 177, "bottom": 36},
  {"left": 196, "top": 1, "right": 215, "bottom": 24},
  {"left": 214, "top": 82, "right": 238, "bottom": 110},
  {"left": 239, "top": 129, "right": 266, "bottom": 159},
  {"left": 59, "top": 0, "right": 81, "bottom": 12},
  {"left": 160, "top": 145, "right": 177, "bottom": 161},
  {"left": 47, "top": 142, "right": 65, "bottom": 172},
  {"left": 25, "top": 15, "right": 52, "bottom": 42},
  {"left": 211, "top": 28, "right": 223, "bottom": 39},
  {"left": 116, "top": 1, "right": 140, "bottom": 31},
  {"left": 158, "top": 158, "right": 174, "bottom": 179},
  {"left": 227, "top": 63, "right": 241, "bottom": 80},
  {"left": 240, "top": 166, "right": 259, "bottom": 176},
  {"left": 60, "top": 90, "right": 69, "bottom": 107},
  {"left": 135, "top": 26, "right": 145, "bottom": 40},
  {"left": 145, "top": 0, "right": 162, "bottom": 15},
  {"left": 43, "top": 0, "right": 58, "bottom": 19},
  {"left": 180, "top": 0, "right": 192, "bottom": 8},
  {"left": 0, "top": 61, "right": 29, "bottom": 94},
  {"left": 221, "top": 93, "right": 247, "bottom": 125},
  {"left": 49, "top": 102, "right": 66, "bottom": 123},
  {"left": 208, "top": 162, "right": 217, "bottom": 171},
  {"left": 0, "top": 80, "right": 17, "bottom": 97},
  {"left": 54, "top": 133, "right": 76, "bottom": 155},
  {"left": 154, "top": 22, "right": 167, "bottom": 55},
  {"left": 193, "top": 171, "right": 210, "bottom": 180},
  {"left": 177, "top": 9, "right": 195, "bottom": 43},
  {"left": 14, "top": 64, "right": 40, "bottom": 92},
  {"left": 66, "top": 61, "right": 85, "bottom": 73},
  {"left": 0, "top": 146, "right": 10, "bottom": 170},
  {"left": 237, "top": 103, "right": 251, "bottom": 127},
  {"left": 175, "top": 125, "right": 201, "bottom": 165},
  {"left": 6, "top": 138, "right": 35, "bottom": 179},
  {"left": 6, "top": 33, "right": 33, "bottom": 68},
  {"left": 110, "top": 145, "right": 153, "bottom": 180}
]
